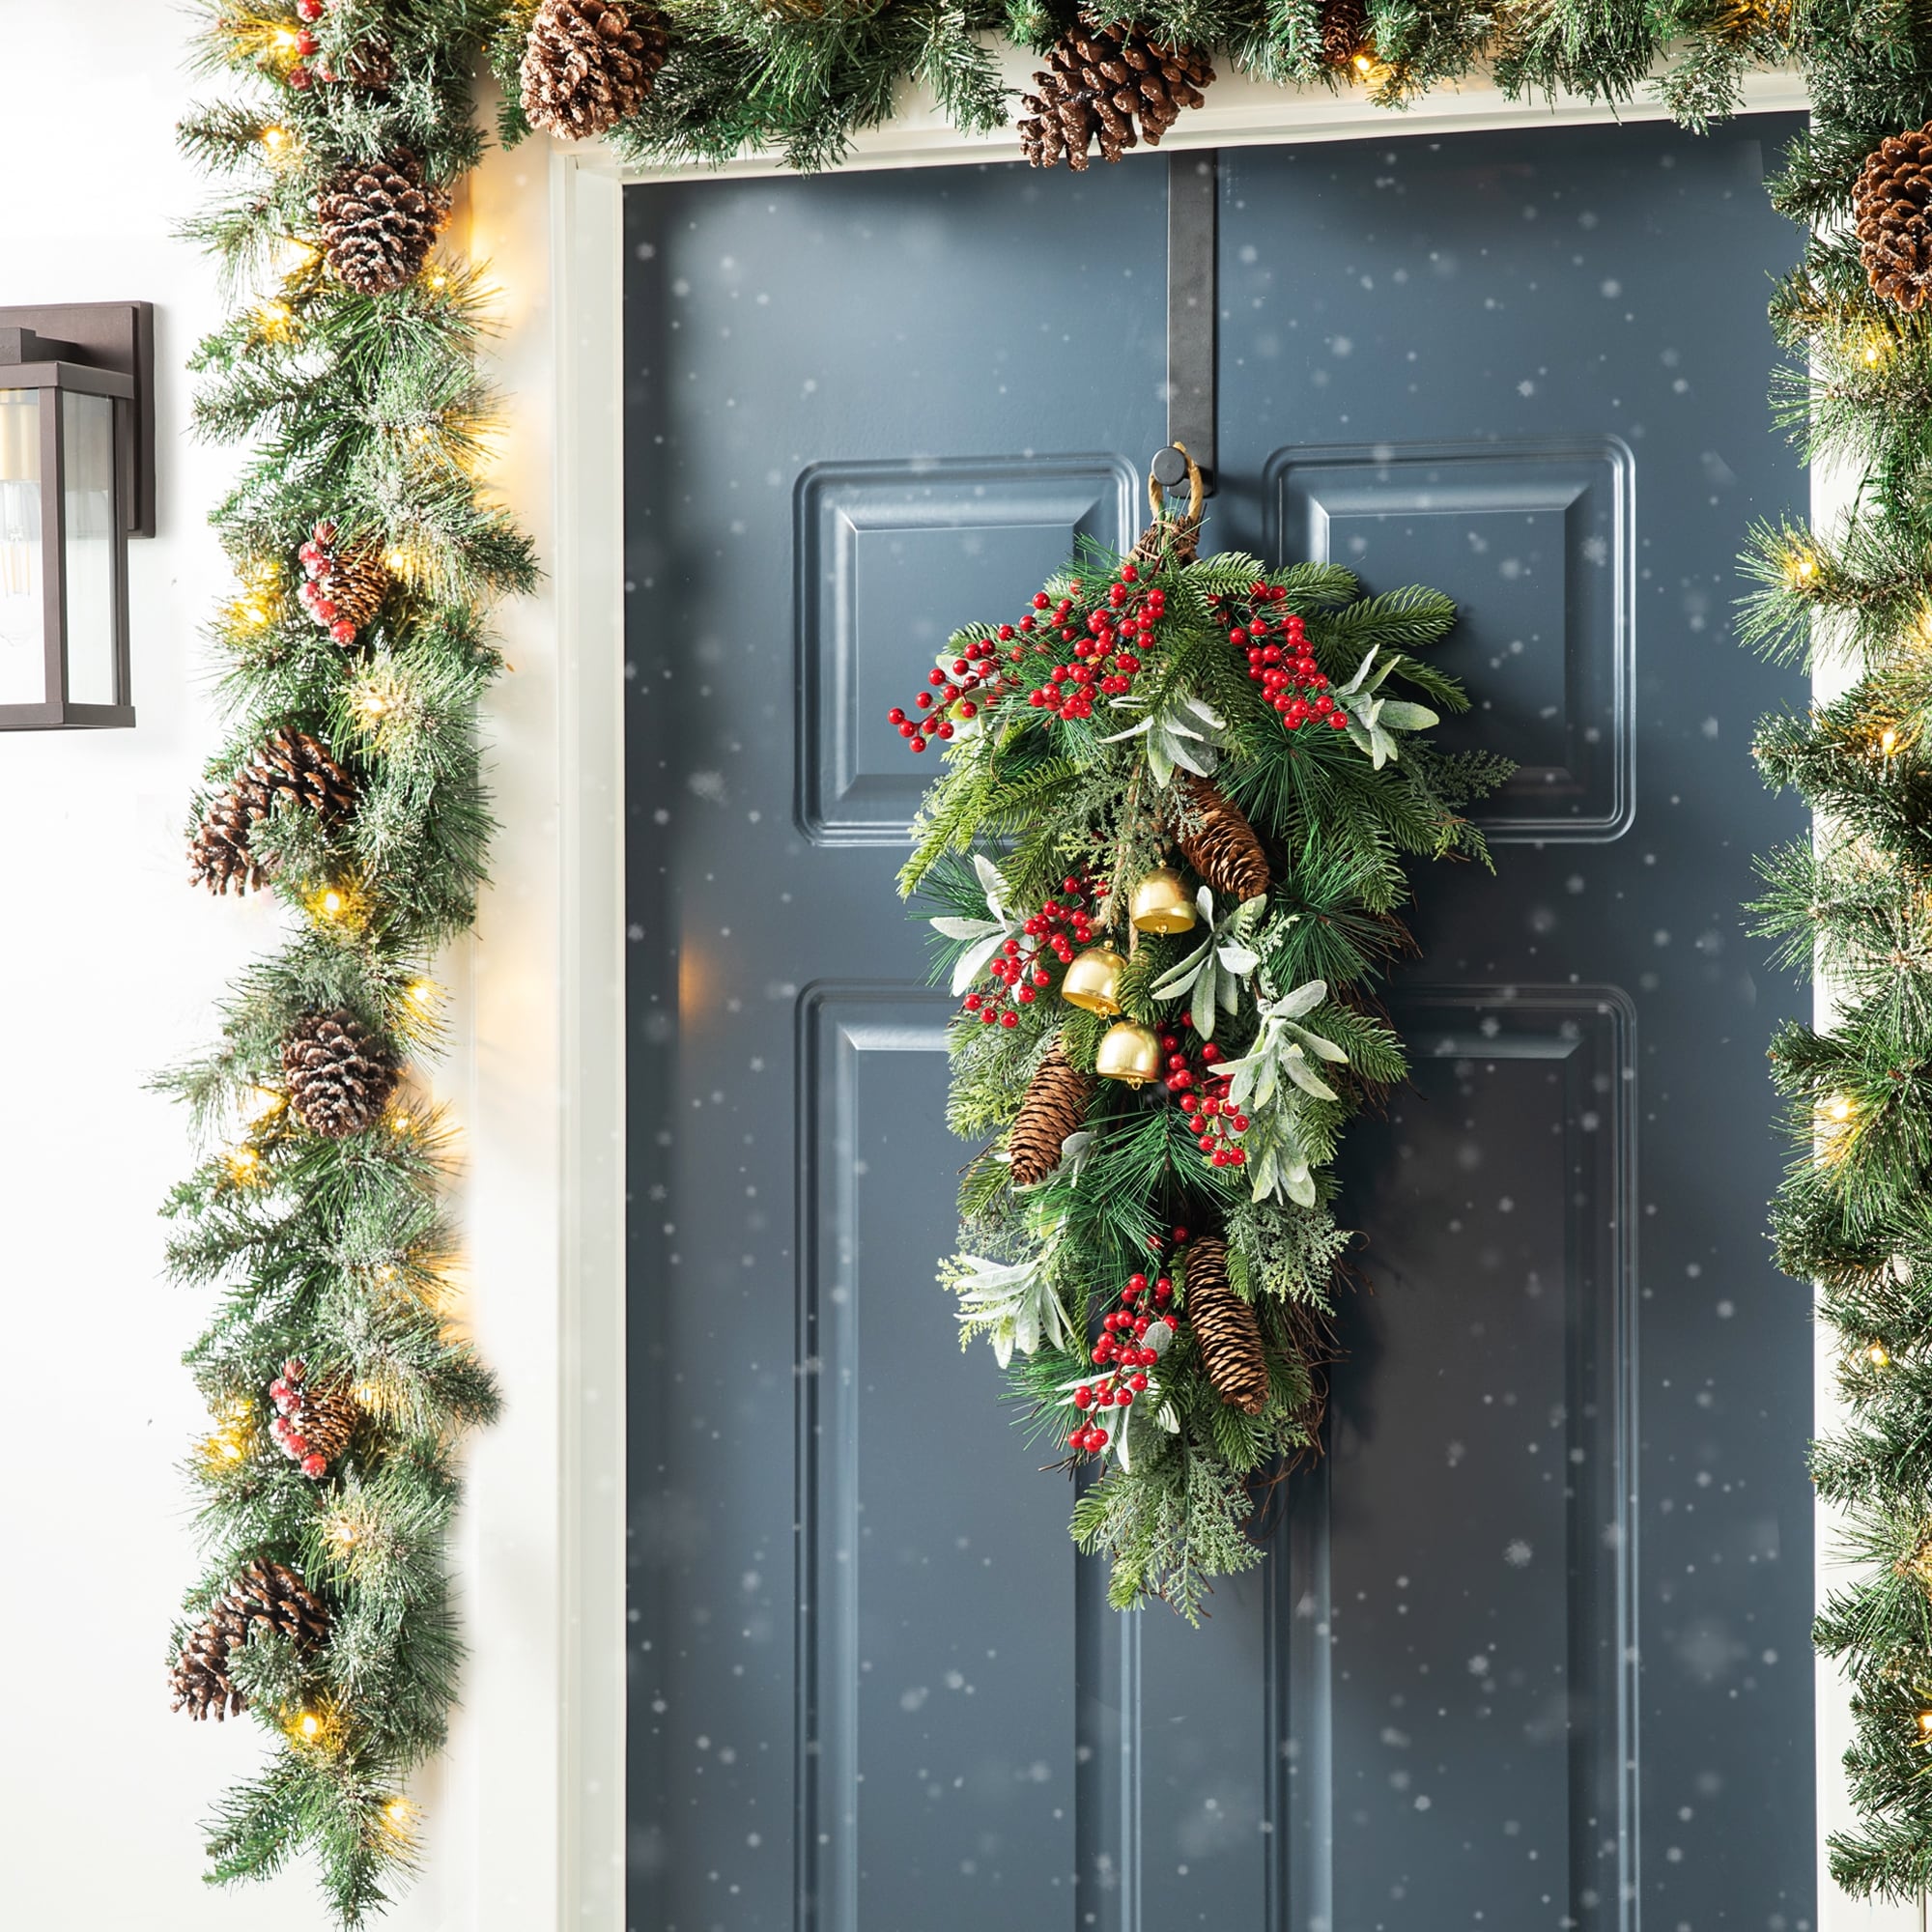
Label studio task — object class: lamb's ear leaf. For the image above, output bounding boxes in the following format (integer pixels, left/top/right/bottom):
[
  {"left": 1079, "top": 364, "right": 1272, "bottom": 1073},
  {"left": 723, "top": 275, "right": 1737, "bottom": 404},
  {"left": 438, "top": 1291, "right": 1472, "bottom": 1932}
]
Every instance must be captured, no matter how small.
[
  {"left": 950, "top": 932, "right": 1006, "bottom": 997},
  {"left": 1377, "top": 699, "right": 1439, "bottom": 731},
  {"left": 1272, "top": 980, "right": 1327, "bottom": 1019},
  {"left": 1283, "top": 1045, "right": 1339, "bottom": 1101},
  {"left": 1151, "top": 941, "right": 1211, "bottom": 999},
  {"left": 1191, "top": 957, "right": 1218, "bottom": 1038},
  {"left": 1338, "top": 646, "right": 1378, "bottom": 695}
]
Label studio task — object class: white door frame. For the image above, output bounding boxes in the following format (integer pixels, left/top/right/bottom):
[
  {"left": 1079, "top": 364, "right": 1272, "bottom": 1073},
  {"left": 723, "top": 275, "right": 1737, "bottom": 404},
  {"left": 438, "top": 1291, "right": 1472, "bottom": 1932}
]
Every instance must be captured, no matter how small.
[{"left": 462, "top": 59, "right": 1885, "bottom": 1932}]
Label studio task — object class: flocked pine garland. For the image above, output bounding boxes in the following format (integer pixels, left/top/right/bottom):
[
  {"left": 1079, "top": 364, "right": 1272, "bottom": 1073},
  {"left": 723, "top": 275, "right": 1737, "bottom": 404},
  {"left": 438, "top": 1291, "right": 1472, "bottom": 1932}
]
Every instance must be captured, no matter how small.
[
  {"left": 165, "top": 2, "right": 534, "bottom": 1923},
  {"left": 892, "top": 469, "right": 1511, "bottom": 1619},
  {"left": 153, "top": 0, "right": 1932, "bottom": 1916}
]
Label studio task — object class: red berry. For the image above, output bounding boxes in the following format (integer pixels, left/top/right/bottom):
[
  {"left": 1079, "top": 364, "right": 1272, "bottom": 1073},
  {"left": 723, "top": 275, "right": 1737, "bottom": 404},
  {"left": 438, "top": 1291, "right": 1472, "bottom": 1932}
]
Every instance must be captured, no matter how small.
[
  {"left": 999, "top": 1010, "right": 1017, "bottom": 1028},
  {"left": 1121, "top": 564, "right": 1138, "bottom": 582},
  {"left": 288, "top": 64, "right": 315, "bottom": 88},
  {"left": 298, "top": 0, "right": 323, "bottom": 14},
  {"left": 1033, "top": 592, "right": 1050, "bottom": 610},
  {"left": 300, "top": 1453, "right": 327, "bottom": 1478},
  {"left": 286, "top": 1434, "right": 309, "bottom": 1458},
  {"left": 909, "top": 737, "right": 925, "bottom": 752},
  {"left": 1329, "top": 712, "right": 1348, "bottom": 729},
  {"left": 887, "top": 707, "right": 905, "bottom": 725}
]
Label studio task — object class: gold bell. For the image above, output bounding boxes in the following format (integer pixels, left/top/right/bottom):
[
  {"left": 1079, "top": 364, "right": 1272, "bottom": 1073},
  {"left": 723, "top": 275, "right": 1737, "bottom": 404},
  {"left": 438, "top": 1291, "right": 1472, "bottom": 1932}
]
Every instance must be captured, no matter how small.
[
  {"left": 1129, "top": 866, "right": 1198, "bottom": 934},
  {"left": 1094, "top": 1020, "right": 1162, "bottom": 1088},
  {"left": 1061, "top": 945, "right": 1127, "bottom": 1016}
]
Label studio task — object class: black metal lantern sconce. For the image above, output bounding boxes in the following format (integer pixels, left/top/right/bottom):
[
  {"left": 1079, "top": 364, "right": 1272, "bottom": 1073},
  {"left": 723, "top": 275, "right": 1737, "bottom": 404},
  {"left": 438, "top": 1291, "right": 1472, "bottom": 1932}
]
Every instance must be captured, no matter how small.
[{"left": 0, "top": 302, "right": 155, "bottom": 729}]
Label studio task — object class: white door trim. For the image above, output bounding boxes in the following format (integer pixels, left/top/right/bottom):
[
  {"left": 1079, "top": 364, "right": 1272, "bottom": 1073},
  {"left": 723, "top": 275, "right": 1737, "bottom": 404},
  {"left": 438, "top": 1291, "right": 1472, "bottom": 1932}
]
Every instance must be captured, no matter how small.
[{"left": 469, "top": 66, "right": 1878, "bottom": 1932}]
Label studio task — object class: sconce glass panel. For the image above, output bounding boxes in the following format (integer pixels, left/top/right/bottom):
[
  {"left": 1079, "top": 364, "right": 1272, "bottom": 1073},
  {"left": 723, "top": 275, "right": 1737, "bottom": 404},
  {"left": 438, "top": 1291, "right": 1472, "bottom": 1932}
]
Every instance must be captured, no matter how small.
[
  {"left": 0, "top": 387, "right": 44, "bottom": 707},
  {"left": 62, "top": 390, "right": 118, "bottom": 707}
]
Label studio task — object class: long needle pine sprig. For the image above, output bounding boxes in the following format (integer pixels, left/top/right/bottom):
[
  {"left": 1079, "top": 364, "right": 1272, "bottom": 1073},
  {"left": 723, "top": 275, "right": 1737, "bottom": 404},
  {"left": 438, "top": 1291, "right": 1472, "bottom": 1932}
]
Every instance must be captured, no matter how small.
[{"left": 166, "top": 3, "right": 534, "bottom": 1923}]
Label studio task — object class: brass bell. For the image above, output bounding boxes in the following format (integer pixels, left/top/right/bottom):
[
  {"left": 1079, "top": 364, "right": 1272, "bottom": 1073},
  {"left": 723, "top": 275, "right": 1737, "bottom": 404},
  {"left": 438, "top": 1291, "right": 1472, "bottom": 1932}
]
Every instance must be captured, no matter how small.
[
  {"left": 1129, "top": 866, "right": 1198, "bottom": 934},
  {"left": 1061, "top": 944, "right": 1127, "bottom": 1016},
  {"left": 1094, "top": 1020, "right": 1162, "bottom": 1088}
]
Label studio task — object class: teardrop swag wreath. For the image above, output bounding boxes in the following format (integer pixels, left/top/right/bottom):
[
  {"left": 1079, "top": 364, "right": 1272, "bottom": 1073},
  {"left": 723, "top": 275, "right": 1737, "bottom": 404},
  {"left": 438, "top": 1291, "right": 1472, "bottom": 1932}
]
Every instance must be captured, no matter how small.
[{"left": 891, "top": 454, "right": 1513, "bottom": 1618}]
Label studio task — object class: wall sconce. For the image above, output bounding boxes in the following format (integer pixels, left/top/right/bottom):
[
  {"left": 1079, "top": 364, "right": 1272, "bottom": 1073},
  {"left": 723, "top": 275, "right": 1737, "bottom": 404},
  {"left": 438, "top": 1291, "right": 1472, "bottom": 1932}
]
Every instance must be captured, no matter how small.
[{"left": 0, "top": 302, "right": 154, "bottom": 729}]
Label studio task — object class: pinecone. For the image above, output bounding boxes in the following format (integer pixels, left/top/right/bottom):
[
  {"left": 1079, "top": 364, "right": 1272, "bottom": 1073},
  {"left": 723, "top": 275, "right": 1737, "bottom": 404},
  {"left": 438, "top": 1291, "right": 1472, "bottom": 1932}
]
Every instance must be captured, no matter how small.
[
  {"left": 1172, "top": 772, "right": 1270, "bottom": 903},
  {"left": 1183, "top": 1236, "right": 1269, "bottom": 1414},
  {"left": 169, "top": 1558, "right": 329, "bottom": 1722},
  {"left": 520, "top": 0, "right": 669, "bottom": 141},
  {"left": 1320, "top": 0, "right": 1368, "bottom": 68},
  {"left": 320, "top": 37, "right": 396, "bottom": 90},
  {"left": 1856, "top": 123, "right": 1932, "bottom": 312},
  {"left": 282, "top": 1009, "right": 400, "bottom": 1139},
  {"left": 1009, "top": 1044, "right": 1097, "bottom": 1186},
  {"left": 298, "top": 520, "right": 389, "bottom": 644},
  {"left": 318, "top": 150, "right": 449, "bottom": 297},
  {"left": 1018, "top": 17, "right": 1215, "bottom": 172},
  {"left": 187, "top": 790, "right": 270, "bottom": 896},
  {"left": 270, "top": 1357, "right": 359, "bottom": 1479},
  {"left": 187, "top": 727, "right": 355, "bottom": 895},
  {"left": 246, "top": 726, "right": 356, "bottom": 819}
]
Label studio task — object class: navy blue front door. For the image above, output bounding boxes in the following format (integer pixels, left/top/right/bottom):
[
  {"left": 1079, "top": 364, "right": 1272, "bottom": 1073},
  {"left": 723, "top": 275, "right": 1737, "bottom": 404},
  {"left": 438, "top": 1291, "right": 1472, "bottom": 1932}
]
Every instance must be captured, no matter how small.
[{"left": 625, "top": 114, "right": 1812, "bottom": 1932}]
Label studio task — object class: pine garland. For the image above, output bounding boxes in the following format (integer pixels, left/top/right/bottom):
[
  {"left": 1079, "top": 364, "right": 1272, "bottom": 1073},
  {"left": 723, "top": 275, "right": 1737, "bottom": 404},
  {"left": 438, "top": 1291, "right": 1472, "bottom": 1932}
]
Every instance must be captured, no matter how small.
[
  {"left": 166, "top": 4, "right": 533, "bottom": 1924},
  {"left": 483, "top": 4, "right": 1845, "bottom": 171},
  {"left": 1749, "top": 22, "right": 1932, "bottom": 1900}
]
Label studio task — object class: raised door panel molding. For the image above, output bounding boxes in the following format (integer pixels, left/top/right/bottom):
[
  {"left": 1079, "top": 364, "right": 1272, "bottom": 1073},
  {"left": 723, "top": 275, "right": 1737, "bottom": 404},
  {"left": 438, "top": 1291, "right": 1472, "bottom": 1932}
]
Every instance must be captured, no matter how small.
[
  {"left": 1281, "top": 987, "right": 1638, "bottom": 1932},
  {"left": 1269, "top": 440, "right": 1636, "bottom": 842},
  {"left": 796, "top": 457, "right": 1137, "bottom": 845},
  {"left": 798, "top": 988, "right": 1139, "bottom": 1932}
]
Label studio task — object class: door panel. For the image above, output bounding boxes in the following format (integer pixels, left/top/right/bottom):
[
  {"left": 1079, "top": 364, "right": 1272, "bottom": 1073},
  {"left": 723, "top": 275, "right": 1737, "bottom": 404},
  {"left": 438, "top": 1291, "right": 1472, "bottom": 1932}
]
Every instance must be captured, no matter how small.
[
  {"left": 625, "top": 116, "right": 1812, "bottom": 1932},
  {"left": 1213, "top": 122, "right": 1812, "bottom": 1932},
  {"left": 625, "top": 164, "right": 1166, "bottom": 1932}
]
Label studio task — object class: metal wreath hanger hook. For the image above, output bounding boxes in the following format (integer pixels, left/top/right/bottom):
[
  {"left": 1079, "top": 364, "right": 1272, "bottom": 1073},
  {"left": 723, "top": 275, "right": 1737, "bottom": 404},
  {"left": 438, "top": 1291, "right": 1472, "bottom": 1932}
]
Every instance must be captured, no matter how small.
[{"left": 1148, "top": 442, "right": 1206, "bottom": 525}]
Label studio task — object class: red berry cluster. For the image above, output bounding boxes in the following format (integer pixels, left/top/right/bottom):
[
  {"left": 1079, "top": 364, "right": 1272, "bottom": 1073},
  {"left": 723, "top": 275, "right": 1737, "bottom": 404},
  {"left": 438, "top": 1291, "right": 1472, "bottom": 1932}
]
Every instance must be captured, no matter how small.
[
  {"left": 1022, "top": 565, "right": 1161, "bottom": 722},
  {"left": 1159, "top": 1028, "right": 1251, "bottom": 1168},
  {"left": 1067, "top": 1267, "right": 1179, "bottom": 1456},
  {"left": 1236, "top": 599, "right": 1347, "bottom": 733},
  {"left": 960, "top": 876, "right": 1104, "bottom": 1026},
  {"left": 283, "top": 0, "right": 371, "bottom": 89},
  {"left": 297, "top": 521, "right": 364, "bottom": 647},
  {"left": 268, "top": 1357, "right": 334, "bottom": 1481},
  {"left": 888, "top": 635, "right": 1015, "bottom": 753}
]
